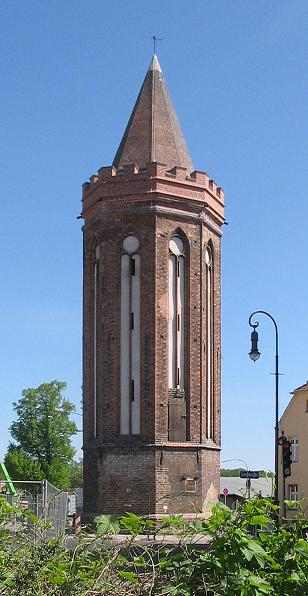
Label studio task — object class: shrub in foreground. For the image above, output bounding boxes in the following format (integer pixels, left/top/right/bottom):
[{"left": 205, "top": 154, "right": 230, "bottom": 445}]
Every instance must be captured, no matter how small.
[{"left": 0, "top": 496, "right": 307, "bottom": 595}]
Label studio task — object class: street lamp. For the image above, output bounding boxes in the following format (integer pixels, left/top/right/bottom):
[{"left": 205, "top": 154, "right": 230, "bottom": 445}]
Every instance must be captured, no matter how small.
[
  {"left": 55, "top": 407, "right": 82, "bottom": 417},
  {"left": 249, "top": 324, "right": 261, "bottom": 362},
  {"left": 221, "top": 458, "right": 249, "bottom": 472},
  {"left": 248, "top": 311, "right": 279, "bottom": 510},
  {"left": 55, "top": 407, "right": 83, "bottom": 432}
]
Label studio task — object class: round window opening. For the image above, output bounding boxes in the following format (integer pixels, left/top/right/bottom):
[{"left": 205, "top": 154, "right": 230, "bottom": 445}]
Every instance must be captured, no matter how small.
[{"left": 123, "top": 235, "right": 139, "bottom": 254}]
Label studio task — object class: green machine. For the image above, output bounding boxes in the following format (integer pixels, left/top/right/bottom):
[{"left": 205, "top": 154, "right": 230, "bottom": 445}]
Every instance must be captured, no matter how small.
[{"left": 0, "top": 461, "right": 16, "bottom": 496}]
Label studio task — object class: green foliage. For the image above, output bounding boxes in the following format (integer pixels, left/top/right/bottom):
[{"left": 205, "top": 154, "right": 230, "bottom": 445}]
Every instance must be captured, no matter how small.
[
  {"left": 94, "top": 514, "right": 121, "bottom": 535},
  {"left": 120, "top": 511, "right": 154, "bottom": 536},
  {"left": 4, "top": 445, "right": 44, "bottom": 481},
  {"left": 0, "top": 497, "right": 307, "bottom": 595},
  {"left": 155, "top": 499, "right": 308, "bottom": 595},
  {"left": 68, "top": 458, "right": 83, "bottom": 489},
  {"left": 6, "top": 380, "right": 78, "bottom": 489}
]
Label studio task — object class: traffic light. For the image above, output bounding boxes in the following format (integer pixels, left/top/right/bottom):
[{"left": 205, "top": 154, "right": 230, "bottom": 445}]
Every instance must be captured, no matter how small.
[{"left": 282, "top": 440, "right": 292, "bottom": 478}]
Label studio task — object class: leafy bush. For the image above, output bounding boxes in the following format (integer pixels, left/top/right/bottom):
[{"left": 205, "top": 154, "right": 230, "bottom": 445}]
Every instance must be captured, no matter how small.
[{"left": 0, "top": 496, "right": 307, "bottom": 595}]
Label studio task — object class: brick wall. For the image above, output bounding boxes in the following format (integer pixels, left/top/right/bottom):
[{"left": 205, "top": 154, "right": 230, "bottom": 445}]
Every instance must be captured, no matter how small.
[
  {"left": 82, "top": 164, "right": 224, "bottom": 516},
  {"left": 83, "top": 444, "right": 220, "bottom": 516}
]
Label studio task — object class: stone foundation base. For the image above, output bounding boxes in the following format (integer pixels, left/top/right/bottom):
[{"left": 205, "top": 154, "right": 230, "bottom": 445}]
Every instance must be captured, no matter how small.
[{"left": 83, "top": 444, "right": 220, "bottom": 517}]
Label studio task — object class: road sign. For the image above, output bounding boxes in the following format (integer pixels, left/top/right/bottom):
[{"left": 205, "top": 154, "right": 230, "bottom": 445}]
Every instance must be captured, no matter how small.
[
  {"left": 240, "top": 470, "right": 260, "bottom": 479},
  {"left": 222, "top": 488, "right": 229, "bottom": 496}
]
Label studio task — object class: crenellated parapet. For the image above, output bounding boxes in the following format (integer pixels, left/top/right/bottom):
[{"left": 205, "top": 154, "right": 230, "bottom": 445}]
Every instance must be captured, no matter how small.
[{"left": 81, "top": 162, "right": 224, "bottom": 225}]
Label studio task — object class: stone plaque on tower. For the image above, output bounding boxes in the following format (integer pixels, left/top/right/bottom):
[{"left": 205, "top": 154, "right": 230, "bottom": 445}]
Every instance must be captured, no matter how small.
[{"left": 81, "top": 55, "right": 225, "bottom": 517}]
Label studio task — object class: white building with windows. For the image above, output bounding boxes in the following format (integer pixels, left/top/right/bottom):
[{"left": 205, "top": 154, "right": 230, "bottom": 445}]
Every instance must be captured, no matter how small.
[{"left": 278, "top": 381, "right": 308, "bottom": 519}]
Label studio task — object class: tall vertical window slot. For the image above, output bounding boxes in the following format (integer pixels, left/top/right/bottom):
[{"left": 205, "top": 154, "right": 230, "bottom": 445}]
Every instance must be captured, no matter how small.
[
  {"left": 93, "top": 245, "right": 100, "bottom": 438},
  {"left": 168, "top": 236, "right": 185, "bottom": 390},
  {"left": 120, "top": 235, "right": 140, "bottom": 435},
  {"left": 205, "top": 246, "right": 214, "bottom": 439}
]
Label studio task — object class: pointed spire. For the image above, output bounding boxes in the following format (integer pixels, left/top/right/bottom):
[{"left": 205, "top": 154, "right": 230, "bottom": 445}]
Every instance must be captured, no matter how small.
[
  {"left": 113, "top": 56, "right": 194, "bottom": 172},
  {"left": 149, "top": 54, "right": 162, "bottom": 72}
]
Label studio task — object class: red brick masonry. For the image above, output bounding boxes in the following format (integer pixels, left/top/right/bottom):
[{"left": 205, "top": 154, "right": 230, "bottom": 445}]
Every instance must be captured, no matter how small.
[{"left": 82, "top": 162, "right": 224, "bottom": 517}]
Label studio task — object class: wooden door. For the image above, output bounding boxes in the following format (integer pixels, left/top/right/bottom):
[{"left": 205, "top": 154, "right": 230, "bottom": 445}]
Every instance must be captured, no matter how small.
[{"left": 168, "top": 398, "right": 187, "bottom": 442}]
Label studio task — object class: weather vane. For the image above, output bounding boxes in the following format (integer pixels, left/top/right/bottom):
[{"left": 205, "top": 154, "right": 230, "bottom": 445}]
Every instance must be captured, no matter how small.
[{"left": 152, "top": 35, "right": 162, "bottom": 54}]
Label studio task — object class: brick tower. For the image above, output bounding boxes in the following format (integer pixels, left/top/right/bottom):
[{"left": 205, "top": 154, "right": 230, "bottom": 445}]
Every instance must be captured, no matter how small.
[{"left": 81, "top": 56, "right": 225, "bottom": 517}]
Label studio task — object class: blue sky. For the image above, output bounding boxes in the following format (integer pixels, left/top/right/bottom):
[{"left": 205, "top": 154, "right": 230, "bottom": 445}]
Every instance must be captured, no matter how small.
[{"left": 1, "top": 0, "right": 307, "bottom": 471}]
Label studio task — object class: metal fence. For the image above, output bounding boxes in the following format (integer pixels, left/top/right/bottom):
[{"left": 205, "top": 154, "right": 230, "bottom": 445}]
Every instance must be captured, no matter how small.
[
  {"left": 0, "top": 479, "right": 68, "bottom": 539},
  {"left": 42, "top": 479, "right": 68, "bottom": 538}
]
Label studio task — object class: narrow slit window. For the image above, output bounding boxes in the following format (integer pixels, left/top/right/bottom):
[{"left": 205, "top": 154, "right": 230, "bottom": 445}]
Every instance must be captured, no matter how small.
[
  {"left": 205, "top": 246, "right": 214, "bottom": 440},
  {"left": 168, "top": 236, "right": 185, "bottom": 390},
  {"left": 120, "top": 236, "right": 140, "bottom": 434},
  {"left": 93, "top": 245, "right": 100, "bottom": 438}
]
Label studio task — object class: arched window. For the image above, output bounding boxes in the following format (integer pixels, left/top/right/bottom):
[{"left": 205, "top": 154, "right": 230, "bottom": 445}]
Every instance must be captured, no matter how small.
[
  {"left": 120, "top": 235, "right": 140, "bottom": 435},
  {"left": 205, "top": 245, "right": 214, "bottom": 439},
  {"left": 93, "top": 245, "right": 99, "bottom": 438},
  {"left": 168, "top": 236, "right": 185, "bottom": 390}
]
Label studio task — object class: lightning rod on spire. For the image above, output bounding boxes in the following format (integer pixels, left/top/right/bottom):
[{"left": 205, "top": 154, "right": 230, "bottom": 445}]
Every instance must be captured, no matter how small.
[{"left": 152, "top": 35, "right": 162, "bottom": 54}]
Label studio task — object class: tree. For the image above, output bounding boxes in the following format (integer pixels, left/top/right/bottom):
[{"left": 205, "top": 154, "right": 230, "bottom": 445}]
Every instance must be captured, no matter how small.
[
  {"left": 220, "top": 468, "right": 274, "bottom": 477},
  {"left": 220, "top": 468, "right": 246, "bottom": 477},
  {"left": 7, "top": 380, "right": 78, "bottom": 489},
  {"left": 4, "top": 445, "right": 44, "bottom": 481},
  {"left": 69, "top": 459, "right": 83, "bottom": 489}
]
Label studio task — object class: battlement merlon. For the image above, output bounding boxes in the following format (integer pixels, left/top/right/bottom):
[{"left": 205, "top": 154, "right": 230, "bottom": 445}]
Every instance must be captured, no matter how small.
[{"left": 81, "top": 162, "right": 225, "bottom": 225}]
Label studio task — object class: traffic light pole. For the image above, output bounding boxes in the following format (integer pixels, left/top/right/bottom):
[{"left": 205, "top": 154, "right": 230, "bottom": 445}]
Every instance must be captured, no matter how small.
[
  {"left": 283, "top": 474, "right": 286, "bottom": 519},
  {"left": 279, "top": 433, "right": 292, "bottom": 519},
  {"left": 274, "top": 346, "right": 279, "bottom": 511}
]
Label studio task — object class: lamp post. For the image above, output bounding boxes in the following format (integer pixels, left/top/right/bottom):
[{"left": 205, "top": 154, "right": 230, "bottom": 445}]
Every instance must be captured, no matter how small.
[{"left": 248, "top": 311, "right": 279, "bottom": 510}]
